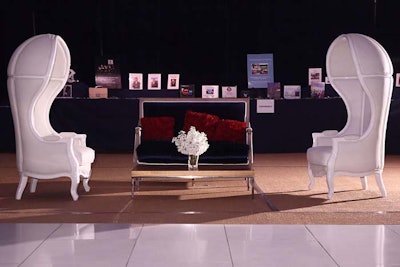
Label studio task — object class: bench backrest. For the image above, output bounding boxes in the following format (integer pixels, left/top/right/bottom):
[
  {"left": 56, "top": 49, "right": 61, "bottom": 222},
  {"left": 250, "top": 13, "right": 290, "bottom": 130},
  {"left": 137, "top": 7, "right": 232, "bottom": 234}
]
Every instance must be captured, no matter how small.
[{"left": 138, "top": 98, "right": 250, "bottom": 133}]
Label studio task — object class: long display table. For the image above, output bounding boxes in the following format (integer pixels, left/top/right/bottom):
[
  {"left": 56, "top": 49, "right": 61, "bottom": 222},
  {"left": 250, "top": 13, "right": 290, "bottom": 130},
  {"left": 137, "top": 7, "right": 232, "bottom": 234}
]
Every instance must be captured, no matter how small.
[{"left": 1, "top": 97, "right": 400, "bottom": 154}]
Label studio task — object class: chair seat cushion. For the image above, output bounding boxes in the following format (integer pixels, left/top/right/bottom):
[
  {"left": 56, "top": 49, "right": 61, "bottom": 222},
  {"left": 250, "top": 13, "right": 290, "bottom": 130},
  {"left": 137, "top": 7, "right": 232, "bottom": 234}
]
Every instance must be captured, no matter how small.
[
  {"left": 307, "top": 146, "right": 332, "bottom": 166},
  {"left": 136, "top": 140, "right": 249, "bottom": 164}
]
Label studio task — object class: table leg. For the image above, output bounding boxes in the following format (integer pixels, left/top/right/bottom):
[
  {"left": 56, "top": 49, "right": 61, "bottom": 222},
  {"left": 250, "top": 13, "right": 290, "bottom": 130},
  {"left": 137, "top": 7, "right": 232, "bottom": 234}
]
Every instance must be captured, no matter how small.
[
  {"left": 131, "top": 178, "right": 135, "bottom": 198},
  {"left": 250, "top": 177, "right": 255, "bottom": 199}
]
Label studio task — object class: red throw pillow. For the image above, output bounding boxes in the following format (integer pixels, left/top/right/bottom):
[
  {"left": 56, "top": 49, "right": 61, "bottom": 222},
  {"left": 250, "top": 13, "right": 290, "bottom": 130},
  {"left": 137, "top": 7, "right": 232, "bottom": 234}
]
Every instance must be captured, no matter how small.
[
  {"left": 183, "top": 110, "right": 219, "bottom": 139},
  {"left": 141, "top": 116, "right": 175, "bottom": 140},
  {"left": 212, "top": 119, "right": 247, "bottom": 143}
]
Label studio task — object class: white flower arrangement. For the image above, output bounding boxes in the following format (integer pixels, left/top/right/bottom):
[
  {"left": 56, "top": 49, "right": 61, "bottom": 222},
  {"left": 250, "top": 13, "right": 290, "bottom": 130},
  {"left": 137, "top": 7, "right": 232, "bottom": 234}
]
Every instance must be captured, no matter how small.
[{"left": 172, "top": 126, "right": 209, "bottom": 156}]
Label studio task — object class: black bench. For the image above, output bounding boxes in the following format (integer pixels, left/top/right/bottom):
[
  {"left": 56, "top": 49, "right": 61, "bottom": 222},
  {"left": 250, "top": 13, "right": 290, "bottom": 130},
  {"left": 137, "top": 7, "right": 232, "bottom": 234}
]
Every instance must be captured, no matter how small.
[{"left": 132, "top": 98, "right": 253, "bottom": 168}]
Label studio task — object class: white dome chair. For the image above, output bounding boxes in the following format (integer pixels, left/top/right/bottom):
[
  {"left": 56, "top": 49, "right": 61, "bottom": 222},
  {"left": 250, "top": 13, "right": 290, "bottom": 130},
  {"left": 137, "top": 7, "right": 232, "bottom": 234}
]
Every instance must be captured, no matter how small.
[
  {"left": 7, "top": 34, "right": 95, "bottom": 201},
  {"left": 307, "top": 33, "right": 393, "bottom": 199}
]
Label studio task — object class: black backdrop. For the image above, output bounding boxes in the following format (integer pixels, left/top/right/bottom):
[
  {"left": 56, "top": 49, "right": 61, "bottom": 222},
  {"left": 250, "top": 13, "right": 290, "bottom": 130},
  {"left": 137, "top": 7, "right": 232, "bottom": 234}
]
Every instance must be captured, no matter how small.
[{"left": 1, "top": 0, "right": 400, "bottom": 103}]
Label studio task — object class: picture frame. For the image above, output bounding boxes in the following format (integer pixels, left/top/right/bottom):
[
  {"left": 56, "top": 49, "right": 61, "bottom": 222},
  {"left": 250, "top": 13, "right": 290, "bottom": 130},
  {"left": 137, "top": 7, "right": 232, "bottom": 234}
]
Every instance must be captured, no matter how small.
[
  {"left": 180, "top": 84, "right": 195, "bottom": 97},
  {"left": 167, "top": 74, "right": 180, "bottom": 90},
  {"left": 283, "top": 85, "right": 301, "bottom": 99},
  {"left": 57, "top": 84, "right": 73, "bottom": 98},
  {"left": 267, "top": 82, "right": 281, "bottom": 99},
  {"left": 221, "top": 86, "right": 237, "bottom": 98},
  {"left": 240, "top": 89, "right": 252, "bottom": 98},
  {"left": 147, "top": 73, "right": 161, "bottom": 90},
  {"left": 129, "top": 73, "right": 143, "bottom": 90},
  {"left": 247, "top": 53, "right": 274, "bottom": 88},
  {"left": 308, "top": 68, "right": 322, "bottom": 85},
  {"left": 396, "top": 73, "right": 400, "bottom": 87},
  {"left": 310, "top": 81, "right": 325, "bottom": 99},
  {"left": 201, "top": 85, "right": 219, "bottom": 98},
  {"left": 95, "top": 56, "right": 122, "bottom": 89}
]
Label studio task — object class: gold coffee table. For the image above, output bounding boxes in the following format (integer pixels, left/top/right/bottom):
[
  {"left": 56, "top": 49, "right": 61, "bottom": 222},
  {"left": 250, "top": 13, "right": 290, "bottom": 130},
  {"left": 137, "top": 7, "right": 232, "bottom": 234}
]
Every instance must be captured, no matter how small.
[{"left": 131, "top": 165, "right": 255, "bottom": 198}]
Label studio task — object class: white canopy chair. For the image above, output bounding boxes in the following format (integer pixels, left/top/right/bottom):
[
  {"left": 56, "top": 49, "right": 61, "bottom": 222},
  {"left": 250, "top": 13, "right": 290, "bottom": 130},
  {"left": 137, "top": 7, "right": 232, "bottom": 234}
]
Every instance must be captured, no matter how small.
[
  {"left": 7, "top": 34, "right": 95, "bottom": 201},
  {"left": 307, "top": 33, "right": 393, "bottom": 199}
]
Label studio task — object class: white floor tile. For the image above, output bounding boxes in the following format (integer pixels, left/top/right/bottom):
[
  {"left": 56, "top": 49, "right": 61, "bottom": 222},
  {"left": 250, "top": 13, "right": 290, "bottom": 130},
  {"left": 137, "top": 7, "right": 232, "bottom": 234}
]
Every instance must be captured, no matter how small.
[
  {"left": 19, "top": 239, "right": 136, "bottom": 267},
  {"left": 127, "top": 224, "right": 231, "bottom": 266},
  {"left": 48, "top": 223, "right": 142, "bottom": 240},
  {"left": 0, "top": 223, "right": 61, "bottom": 265},
  {"left": 226, "top": 225, "right": 337, "bottom": 267},
  {"left": 307, "top": 225, "right": 400, "bottom": 266}
]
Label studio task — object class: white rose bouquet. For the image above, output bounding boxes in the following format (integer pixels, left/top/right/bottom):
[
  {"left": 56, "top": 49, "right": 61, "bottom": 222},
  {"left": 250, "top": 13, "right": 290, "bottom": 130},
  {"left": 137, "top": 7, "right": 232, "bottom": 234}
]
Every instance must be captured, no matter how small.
[{"left": 172, "top": 126, "right": 209, "bottom": 156}]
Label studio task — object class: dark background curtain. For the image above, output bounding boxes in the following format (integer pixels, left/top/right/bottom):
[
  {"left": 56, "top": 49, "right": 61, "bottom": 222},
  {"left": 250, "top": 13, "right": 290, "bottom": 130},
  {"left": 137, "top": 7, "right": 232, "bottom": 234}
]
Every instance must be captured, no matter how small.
[{"left": 1, "top": 0, "right": 399, "bottom": 103}]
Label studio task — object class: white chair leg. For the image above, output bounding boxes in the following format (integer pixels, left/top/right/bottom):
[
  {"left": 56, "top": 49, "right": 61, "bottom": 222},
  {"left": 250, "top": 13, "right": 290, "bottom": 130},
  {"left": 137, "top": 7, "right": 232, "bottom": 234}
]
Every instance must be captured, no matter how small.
[
  {"left": 16, "top": 173, "right": 28, "bottom": 200},
  {"left": 30, "top": 178, "right": 38, "bottom": 193},
  {"left": 326, "top": 172, "right": 334, "bottom": 200},
  {"left": 375, "top": 171, "right": 387, "bottom": 197},
  {"left": 307, "top": 165, "right": 316, "bottom": 190},
  {"left": 360, "top": 176, "right": 368, "bottom": 190},
  {"left": 83, "top": 177, "right": 90, "bottom": 192},
  {"left": 70, "top": 175, "right": 80, "bottom": 201}
]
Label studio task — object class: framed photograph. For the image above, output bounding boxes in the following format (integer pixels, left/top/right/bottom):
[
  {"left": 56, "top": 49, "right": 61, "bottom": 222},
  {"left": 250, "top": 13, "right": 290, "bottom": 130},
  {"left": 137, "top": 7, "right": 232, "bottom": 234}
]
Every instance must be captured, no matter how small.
[
  {"left": 396, "top": 73, "right": 400, "bottom": 87},
  {"left": 310, "top": 81, "right": 325, "bottom": 99},
  {"left": 180, "top": 84, "right": 195, "bottom": 97},
  {"left": 202, "top": 85, "right": 219, "bottom": 98},
  {"left": 283, "top": 85, "right": 301, "bottom": 99},
  {"left": 222, "top": 86, "right": 237, "bottom": 98},
  {"left": 247, "top": 53, "right": 274, "bottom": 88},
  {"left": 267, "top": 82, "right": 281, "bottom": 99},
  {"left": 57, "top": 84, "right": 73, "bottom": 98},
  {"left": 167, "top": 74, "right": 180, "bottom": 90},
  {"left": 129, "top": 73, "right": 143, "bottom": 90},
  {"left": 147, "top": 73, "right": 161, "bottom": 90},
  {"left": 308, "top": 68, "right": 322, "bottom": 85},
  {"left": 95, "top": 56, "right": 121, "bottom": 89}
]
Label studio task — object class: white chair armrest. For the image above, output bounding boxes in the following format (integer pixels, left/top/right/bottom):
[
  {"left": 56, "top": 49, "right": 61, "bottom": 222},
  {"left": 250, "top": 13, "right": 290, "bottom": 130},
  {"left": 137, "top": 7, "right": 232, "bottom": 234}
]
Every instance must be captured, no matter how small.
[
  {"left": 312, "top": 130, "right": 339, "bottom": 147},
  {"left": 60, "top": 132, "right": 87, "bottom": 146}
]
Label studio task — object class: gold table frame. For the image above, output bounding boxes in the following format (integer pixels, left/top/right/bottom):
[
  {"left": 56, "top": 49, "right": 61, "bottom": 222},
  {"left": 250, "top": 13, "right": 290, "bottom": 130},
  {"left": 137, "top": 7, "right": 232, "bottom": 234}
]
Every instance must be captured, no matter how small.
[{"left": 131, "top": 165, "right": 255, "bottom": 199}]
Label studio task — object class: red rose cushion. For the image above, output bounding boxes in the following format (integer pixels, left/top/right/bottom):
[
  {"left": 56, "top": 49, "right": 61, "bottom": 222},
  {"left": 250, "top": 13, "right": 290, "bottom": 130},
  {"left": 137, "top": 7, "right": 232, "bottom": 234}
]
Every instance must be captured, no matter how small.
[
  {"left": 212, "top": 119, "right": 247, "bottom": 143},
  {"left": 183, "top": 110, "right": 219, "bottom": 139},
  {"left": 141, "top": 116, "right": 175, "bottom": 140}
]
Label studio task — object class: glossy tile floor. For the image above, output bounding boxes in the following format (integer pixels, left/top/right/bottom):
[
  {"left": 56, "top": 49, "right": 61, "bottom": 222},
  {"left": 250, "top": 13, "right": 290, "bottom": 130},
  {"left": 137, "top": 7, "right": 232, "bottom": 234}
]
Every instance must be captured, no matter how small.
[{"left": 1, "top": 223, "right": 400, "bottom": 266}]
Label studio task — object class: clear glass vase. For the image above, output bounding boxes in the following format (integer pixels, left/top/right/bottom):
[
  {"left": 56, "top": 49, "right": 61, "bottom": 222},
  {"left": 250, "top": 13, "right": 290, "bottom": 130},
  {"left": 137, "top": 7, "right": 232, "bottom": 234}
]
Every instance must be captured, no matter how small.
[{"left": 188, "top": 155, "right": 199, "bottom": 170}]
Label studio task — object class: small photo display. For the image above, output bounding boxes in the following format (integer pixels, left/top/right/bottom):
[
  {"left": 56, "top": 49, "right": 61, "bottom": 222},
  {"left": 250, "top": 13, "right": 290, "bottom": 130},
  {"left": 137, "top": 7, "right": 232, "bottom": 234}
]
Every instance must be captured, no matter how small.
[
  {"left": 57, "top": 84, "right": 73, "bottom": 98},
  {"left": 396, "top": 73, "right": 400, "bottom": 87},
  {"left": 310, "top": 81, "right": 325, "bottom": 99},
  {"left": 222, "top": 86, "right": 237, "bottom": 98},
  {"left": 308, "top": 68, "right": 322, "bottom": 85},
  {"left": 202, "top": 85, "right": 219, "bottom": 98},
  {"left": 148, "top": 73, "right": 161, "bottom": 90},
  {"left": 283, "top": 85, "right": 301, "bottom": 99},
  {"left": 129, "top": 73, "right": 143, "bottom": 90},
  {"left": 267, "top": 82, "right": 281, "bottom": 99},
  {"left": 180, "top": 84, "right": 195, "bottom": 97},
  {"left": 167, "top": 74, "right": 180, "bottom": 90},
  {"left": 240, "top": 89, "right": 252, "bottom": 98}
]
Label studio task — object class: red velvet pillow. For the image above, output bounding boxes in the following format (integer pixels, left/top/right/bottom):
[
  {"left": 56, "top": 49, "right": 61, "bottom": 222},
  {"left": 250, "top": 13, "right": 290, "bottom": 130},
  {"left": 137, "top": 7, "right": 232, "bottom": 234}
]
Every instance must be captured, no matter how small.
[
  {"left": 141, "top": 116, "right": 175, "bottom": 140},
  {"left": 183, "top": 110, "right": 219, "bottom": 139},
  {"left": 212, "top": 119, "right": 247, "bottom": 143}
]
